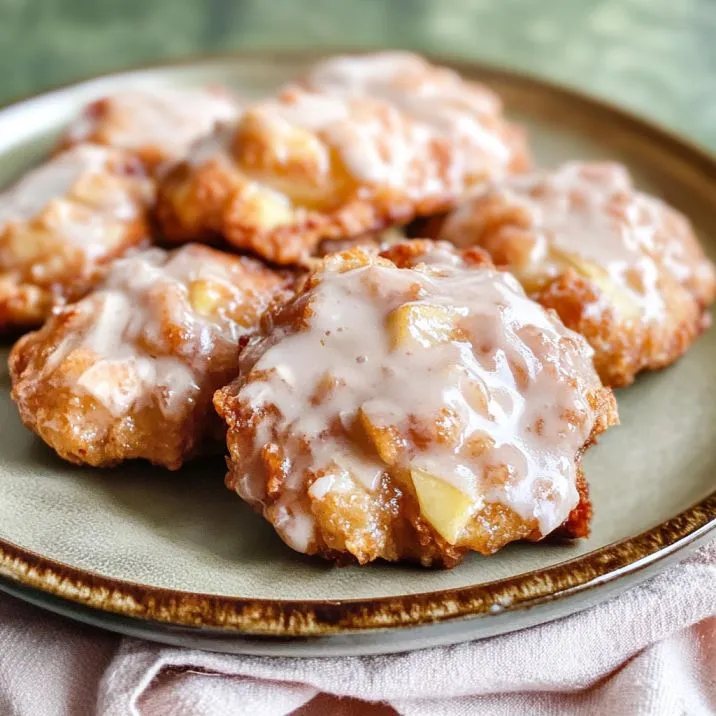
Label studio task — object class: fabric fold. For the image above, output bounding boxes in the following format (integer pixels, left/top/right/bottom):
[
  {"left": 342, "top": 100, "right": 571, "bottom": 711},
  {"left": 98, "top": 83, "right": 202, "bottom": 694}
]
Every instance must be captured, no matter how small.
[{"left": 0, "top": 542, "right": 713, "bottom": 716}]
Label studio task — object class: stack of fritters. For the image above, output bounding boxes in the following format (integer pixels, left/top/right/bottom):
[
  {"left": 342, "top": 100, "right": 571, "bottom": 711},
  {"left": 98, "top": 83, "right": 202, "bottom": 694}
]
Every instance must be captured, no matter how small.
[{"left": 6, "top": 53, "right": 714, "bottom": 568}]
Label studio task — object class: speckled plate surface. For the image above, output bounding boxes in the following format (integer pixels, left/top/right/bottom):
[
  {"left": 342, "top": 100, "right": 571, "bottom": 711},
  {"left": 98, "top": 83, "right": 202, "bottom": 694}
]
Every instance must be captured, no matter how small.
[{"left": 0, "top": 53, "right": 715, "bottom": 657}]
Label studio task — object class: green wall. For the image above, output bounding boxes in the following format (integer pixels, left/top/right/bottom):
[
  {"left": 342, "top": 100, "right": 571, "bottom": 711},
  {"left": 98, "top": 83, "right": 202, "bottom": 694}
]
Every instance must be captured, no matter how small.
[{"left": 1, "top": 0, "right": 715, "bottom": 148}]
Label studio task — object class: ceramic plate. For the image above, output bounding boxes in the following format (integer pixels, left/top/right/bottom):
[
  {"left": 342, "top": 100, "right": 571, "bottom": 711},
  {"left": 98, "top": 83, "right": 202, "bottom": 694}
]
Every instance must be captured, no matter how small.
[{"left": 0, "top": 53, "right": 714, "bottom": 657}]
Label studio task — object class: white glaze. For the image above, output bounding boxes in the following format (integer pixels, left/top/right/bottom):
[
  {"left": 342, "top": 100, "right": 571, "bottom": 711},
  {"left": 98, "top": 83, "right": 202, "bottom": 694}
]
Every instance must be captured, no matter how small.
[
  {"left": 44, "top": 246, "right": 266, "bottom": 418},
  {"left": 235, "top": 250, "right": 601, "bottom": 553},
  {"left": 223, "top": 53, "right": 516, "bottom": 200},
  {"left": 185, "top": 122, "right": 236, "bottom": 167},
  {"left": 0, "top": 145, "right": 133, "bottom": 225},
  {"left": 244, "top": 89, "right": 428, "bottom": 189},
  {"left": 440, "top": 162, "right": 703, "bottom": 322},
  {"left": 0, "top": 144, "right": 152, "bottom": 272},
  {"left": 306, "top": 52, "right": 507, "bottom": 158},
  {"left": 66, "top": 87, "right": 240, "bottom": 160}
]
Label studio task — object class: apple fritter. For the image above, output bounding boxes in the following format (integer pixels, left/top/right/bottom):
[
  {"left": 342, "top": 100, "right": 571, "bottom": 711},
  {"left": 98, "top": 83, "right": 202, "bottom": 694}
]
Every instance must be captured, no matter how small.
[
  {"left": 10, "top": 244, "right": 294, "bottom": 470},
  {"left": 58, "top": 86, "right": 241, "bottom": 170},
  {"left": 431, "top": 162, "right": 716, "bottom": 386},
  {"left": 0, "top": 144, "right": 154, "bottom": 332},
  {"left": 214, "top": 244, "right": 617, "bottom": 567},
  {"left": 156, "top": 52, "right": 529, "bottom": 266}
]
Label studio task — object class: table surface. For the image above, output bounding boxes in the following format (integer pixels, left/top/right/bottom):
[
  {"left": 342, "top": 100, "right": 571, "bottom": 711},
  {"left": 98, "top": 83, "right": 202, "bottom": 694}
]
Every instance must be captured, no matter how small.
[{"left": 0, "top": 0, "right": 714, "bottom": 151}]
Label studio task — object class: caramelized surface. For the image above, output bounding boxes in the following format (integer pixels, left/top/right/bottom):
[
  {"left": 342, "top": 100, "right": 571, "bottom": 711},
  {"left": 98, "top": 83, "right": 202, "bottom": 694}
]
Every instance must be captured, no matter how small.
[
  {"left": 214, "top": 244, "right": 617, "bottom": 566},
  {"left": 156, "top": 52, "right": 529, "bottom": 265},
  {"left": 58, "top": 87, "right": 241, "bottom": 168},
  {"left": 10, "top": 245, "right": 294, "bottom": 469},
  {"left": 434, "top": 162, "right": 716, "bottom": 385},
  {"left": 0, "top": 145, "right": 154, "bottom": 331}
]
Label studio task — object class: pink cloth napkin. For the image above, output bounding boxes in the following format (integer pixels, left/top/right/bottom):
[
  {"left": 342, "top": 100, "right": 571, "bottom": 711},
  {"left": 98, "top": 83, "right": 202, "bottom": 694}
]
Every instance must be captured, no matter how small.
[{"left": 1, "top": 541, "right": 714, "bottom": 716}]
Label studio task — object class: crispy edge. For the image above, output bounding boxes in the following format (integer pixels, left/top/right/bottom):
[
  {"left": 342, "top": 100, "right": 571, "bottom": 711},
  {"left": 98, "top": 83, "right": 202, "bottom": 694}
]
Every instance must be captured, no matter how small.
[
  {"left": 0, "top": 218, "right": 151, "bottom": 333},
  {"left": 155, "top": 116, "right": 530, "bottom": 267},
  {"left": 533, "top": 269, "right": 711, "bottom": 387},
  {"left": 213, "top": 247, "right": 618, "bottom": 566},
  {"left": 9, "top": 247, "right": 295, "bottom": 469}
]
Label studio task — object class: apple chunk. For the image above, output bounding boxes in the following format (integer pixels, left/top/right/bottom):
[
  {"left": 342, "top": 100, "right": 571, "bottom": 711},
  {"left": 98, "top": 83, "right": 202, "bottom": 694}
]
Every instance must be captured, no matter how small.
[
  {"left": 387, "top": 302, "right": 460, "bottom": 349},
  {"left": 359, "top": 407, "right": 402, "bottom": 465},
  {"left": 188, "top": 279, "right": 231, "bottom": 317},
  {"left": 411, "top": 467, "right": 473, "bottom": 544},
  {"left": 551, "top": 248, "right": 641, "bottom": 320}
]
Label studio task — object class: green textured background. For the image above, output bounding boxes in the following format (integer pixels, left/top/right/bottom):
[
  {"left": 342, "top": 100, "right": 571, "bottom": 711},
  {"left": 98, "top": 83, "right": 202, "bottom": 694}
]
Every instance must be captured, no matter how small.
[{"left": 1, "top": 0, "right": 715, "bottom": 149}]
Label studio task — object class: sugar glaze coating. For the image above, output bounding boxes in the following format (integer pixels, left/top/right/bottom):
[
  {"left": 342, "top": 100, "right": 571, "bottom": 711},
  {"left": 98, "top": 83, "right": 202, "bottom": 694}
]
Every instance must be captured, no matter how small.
[
  {"left": 304, "top": 51, "right": 515, "bottom": 175},
  {"left": 10, "top": 244, "right": 293, "bottom": 469},
  {"left": 60, "top": 87, "right": 241, "bottom": 167},
  {"left": 215, "top": 245, "right": 617, "bottom": 565},
  {"left": 435, "top": 162, "right": 716, "bottom": 385},
  {"left": 0, "top": 144, "right": 154, "bottom": 330},
  {"left": 156, "top": 52, "right": 528, "bottom": 265}
]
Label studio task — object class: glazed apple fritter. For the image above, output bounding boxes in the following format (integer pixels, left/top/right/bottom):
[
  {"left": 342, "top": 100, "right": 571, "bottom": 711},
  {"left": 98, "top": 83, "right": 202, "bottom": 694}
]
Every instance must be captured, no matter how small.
[
  {"left": 431, "top": 162, "right": 716, "bottom": 386},
  {"left": 10, "top": 244, "right": 294, "bottom": 470},
  {"left": 214, "top": 244, "right": 617, "bottom": 567},
  {"left": 156, "top": 52, "right": 529, "bottom": 266},
  {"left": 0, "top": 144, "right": 154, "bottom": 332},
  {"left": 58, "top": 86, "right": 241, "bottom": 170}
]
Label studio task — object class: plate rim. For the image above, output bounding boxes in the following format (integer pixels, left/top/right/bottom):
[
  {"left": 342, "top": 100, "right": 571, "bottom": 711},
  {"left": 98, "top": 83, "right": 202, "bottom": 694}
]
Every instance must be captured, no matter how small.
[
  {"left": 1, "top": 494, "right": 714, "bottom": 636},
  {"left": 1, "top": 50, "right": 715, "bottom": 638}
]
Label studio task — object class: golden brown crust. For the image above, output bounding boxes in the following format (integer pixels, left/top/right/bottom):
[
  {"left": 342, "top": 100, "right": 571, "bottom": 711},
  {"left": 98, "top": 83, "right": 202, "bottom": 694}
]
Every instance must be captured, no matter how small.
[
  {"left": 382, "top": 240, "right": 621, "bottom": 544},
  {"left": 214, "top": 244, "right": 617, "bottom": 567},
  {"left": 555, "top": 467, "right": 592, "bottom": 540},
  {"left": 155, "top": 54, "right": 530, "bottom": 266},
  {"left": 432, "top": 163, "right": 716, "bottom": 387},
  {"left": 0, "top": 146, "right": 155, "bottom": 332},
  {"left": 380, "top": 237, "right": 494, "bottom": 271},
  {"left": 313, "top": 227, "right": 406, "bottom": 259},
  {"left": 531, "top": 268, "right": 708, "bottom": 386},
  {"left": 10, "top": 245, "right": 294, "bottom": 470},
  {"left": 215, "top": 375, "right": 475, "bottom": 568},
  {"left": 156, "top": 153, "right": 431, "bottom": 265},
  {"left": 0, "top": 219, "right": 149, "bottom": 334},
  {"left": 57, "top": 87, "right": 240, "bottom": 170},
  {"left": 10, "top": 312, "right": 212, "bottom": 469}
]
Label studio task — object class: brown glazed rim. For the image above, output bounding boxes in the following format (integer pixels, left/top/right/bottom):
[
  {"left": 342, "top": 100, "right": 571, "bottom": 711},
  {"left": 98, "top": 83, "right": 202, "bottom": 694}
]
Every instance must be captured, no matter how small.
[{"left": 0, "top": 50, "right": 715, "bottom": 637}]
